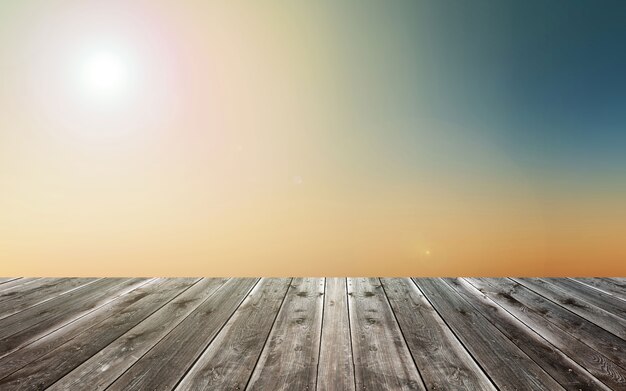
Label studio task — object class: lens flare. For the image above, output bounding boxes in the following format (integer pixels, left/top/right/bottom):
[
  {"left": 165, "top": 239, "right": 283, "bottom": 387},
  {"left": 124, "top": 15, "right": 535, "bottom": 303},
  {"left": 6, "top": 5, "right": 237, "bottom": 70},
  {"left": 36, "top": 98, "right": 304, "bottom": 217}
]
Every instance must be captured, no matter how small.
[{"left": 78, "top": 50, "right": 132, "bottom": 101}]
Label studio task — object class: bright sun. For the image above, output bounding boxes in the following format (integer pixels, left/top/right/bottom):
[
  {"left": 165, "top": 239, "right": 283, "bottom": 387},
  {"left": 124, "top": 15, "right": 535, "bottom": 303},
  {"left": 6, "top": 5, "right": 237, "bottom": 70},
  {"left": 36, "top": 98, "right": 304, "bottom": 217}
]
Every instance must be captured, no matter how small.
[{"left": 78, "top": 50, "right": 132, "bottom": 100}]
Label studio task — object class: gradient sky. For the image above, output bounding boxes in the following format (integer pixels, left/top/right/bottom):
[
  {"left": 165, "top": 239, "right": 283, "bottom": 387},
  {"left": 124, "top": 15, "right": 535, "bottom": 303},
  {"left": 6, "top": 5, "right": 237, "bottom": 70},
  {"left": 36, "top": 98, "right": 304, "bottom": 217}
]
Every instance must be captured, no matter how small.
[{"left": 1, "top": 1, "right": 625, "bottom": 276}]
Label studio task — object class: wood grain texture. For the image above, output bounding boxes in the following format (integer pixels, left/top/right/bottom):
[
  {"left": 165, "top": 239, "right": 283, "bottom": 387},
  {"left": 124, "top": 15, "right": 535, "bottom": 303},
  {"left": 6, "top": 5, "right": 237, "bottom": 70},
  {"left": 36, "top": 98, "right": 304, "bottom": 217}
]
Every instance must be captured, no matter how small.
[
  {"left": 414, "top": 278, "right": 564, "bottom": 391},
  {"left": 0, "top": 279, "right": 197, "bottom": 390},
  {"left": 107, "top": 278, "right": 258, "bottom": 391},
  {"left": 573, "top": 278, "right": 626, "bottom": 300},
  {"left": 0, "top": 278, "right": 40, "bottom": 294},
  {"left": 603, "top": 278, "right": 626, "bottom": 291},
  {"left": 1, "top": 277, "right": 624, "bottom": 390},
  {"left": 447, "top": 278, "right": 611, "bottom": 391},
  {"left": 381, "top": 278, "right": 495, "bottom": 391},
  {"left": 176, "top": 278, "right": 291, "bottom": 391},
  {"left": 317, "top": 278, "right": 356, "bottom": 391},
  {"left": 512, "top": 278, "right": 626, "bottom": 340},
  {"left": 0, "top": 278, "right": 147, "bottom": 358},
  {"left": 0, "top": 278, "right": 96, "bottom": 320},
  {"left": 49, "top": 278, "right": 228, "bottom": 391},
  {"left": 468, "top": 278, "right": 626, "bottom": 389},
  {"left": 0, "top": 278, "right": 63, "bottom": 304},
  {"left": 246, "top": 278, "right": 324, "bottom": 391},
  {"left": 0, "top": 279, "right": 155, "bottom": 380},
  {"left": 541, "top": 278, "right": 626, "bottom": 319},
  {"left": 348, "top": 278, "right": 425, "bottom": 391}
]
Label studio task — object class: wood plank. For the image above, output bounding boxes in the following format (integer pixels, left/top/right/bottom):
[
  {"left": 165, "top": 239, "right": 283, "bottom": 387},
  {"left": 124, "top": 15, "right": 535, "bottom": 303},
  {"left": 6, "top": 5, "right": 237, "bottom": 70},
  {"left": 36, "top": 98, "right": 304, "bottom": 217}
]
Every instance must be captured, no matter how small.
[
  {"left": 50, "top": 278, "right": 229, "bottom": 391},
  {"left": 1, "top": 278, "right": 57, "bottom": 304},
  {"left": 246, "top": 278, "right": 325, "bottom": 391},
  {"left": 175, "top": 278, "right": 291, "bottom": 391},
  {"left": 603, "top": 277, "right": 626, "bottom": 286},
  {"left": 0, "top": 278, "right": 42, "bottom": 295},
  {"left": 107, "top": 278, "right": 258, "bottom": 391},
  {"left": 447, "top": 278, "right": 611, "bottom": 391},
  {"left": 573, "top": 278, "right": 626, "bottom": 300},
  {"left": 0, "top": 278, "right": 97, "bottom": 320},
  {"left": 0, "top": 277, "right": 623, "bottom": 390},
  {"left": 348, "top": 278, "right": 425, "bottom": 391},
  {"left": 0, "top": 279, "right": 156, "bottom": 380},
  {"left": 0, "top": 278, "right": 147, "bottom": 358},
  {"left": 316, "top": 278, "right": 355, "bottom": 391},
  {"left": 498, "top": 278, "right": 626, "bottom": 367},
  {"left": 0, "top": 279, "right": 198, "bottom": 390},
  {"left": 468, "top": 278, "right": 626, "bottom": 389},
  {"left": 541, "top": 278, "right": 626, "bottom": 319},
  {"left": 414, "top": 278, "right": 564, "bottom": 390},
  {"left": 0, "top": 278, "right": 19, "bottom": 285},
  {"left": 512, "top": 278, "right": 626, "bottom": 340},
  {"left": 381, "top": 278, "right": 495, "bottom": 391}
]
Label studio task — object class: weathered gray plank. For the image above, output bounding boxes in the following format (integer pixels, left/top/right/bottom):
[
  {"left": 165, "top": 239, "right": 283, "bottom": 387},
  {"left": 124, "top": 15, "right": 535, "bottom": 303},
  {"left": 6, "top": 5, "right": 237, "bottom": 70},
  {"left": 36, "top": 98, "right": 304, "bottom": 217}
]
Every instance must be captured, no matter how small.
[
  {"left": 381, "top": 278, "right": 495, "bottom": 391},
  {"left": 49, "top": 278, "right": 228, "bottom": 391},
  {"left": 107, "top": 278, "right": 258, "bottom": 391},
  {"left": 317, "top": 278, "right": 355, "bottom": 391},
  {"left": 176, "top": 278, "right": 291, "bottom": 391},
  {"left": 468, "top": 278, "right": 626, "bottom": 389},
  {"left": 512, "top": 278, "right": 626, "bottom": 340},
  {"left": 603, "top": 278, "right": 626, "bottom": 287},
  {"left": 541, "top": 278, "right": 626, "bottom": 319},
  {"left": 0, "top": 278, "right": 19, "bottom": 285},
  {"left": 0, "top": 279, "right": 155, "bottom": 380},
  {"left": 1, "top": 278, "right": 59, "bottom": 304},
  {"left": 414, "top": 278, "right": 564, "bottom": 391},
  {"left": 0, "top": 279, "right": 197, "bottom": 390},
  {"left": 573, "top": 278, "right": 626, "bottom": 300},
  {"left": 0, "top": 277, "right": 623, "bottom": 390},
  {"left": 0, "top": 278, "right": 41, "bottom": 294},
  {"left": 0, "top": 278, "right": 146, "bottom": 358},
  {"left": 246, "top": 278, "right": 325, "bottom": 391},
  {"left": 447, "top": 278, "right": 611, "bottom": 391},
  {"left": 0, "top": 278, "right": 97, "bottom": 320},
  {"left": 348, "top": 278, "right": 425, "bottom": 391}
]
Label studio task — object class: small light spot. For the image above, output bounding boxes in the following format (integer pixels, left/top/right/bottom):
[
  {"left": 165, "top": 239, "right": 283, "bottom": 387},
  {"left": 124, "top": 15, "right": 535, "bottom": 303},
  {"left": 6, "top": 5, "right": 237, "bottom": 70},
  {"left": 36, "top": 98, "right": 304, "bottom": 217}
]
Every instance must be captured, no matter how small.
[
  {"left": 425, "top": 250, "right": 431, "bottom": 256},
  {"left": 292, "top": 175, "right": 303, "bottom": 185}
]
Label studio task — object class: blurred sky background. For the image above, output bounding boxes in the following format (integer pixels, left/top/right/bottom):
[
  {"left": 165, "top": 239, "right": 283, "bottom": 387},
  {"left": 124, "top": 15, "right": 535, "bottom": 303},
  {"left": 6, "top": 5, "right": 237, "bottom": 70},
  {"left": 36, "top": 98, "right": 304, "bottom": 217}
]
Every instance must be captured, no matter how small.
[{"left": 1, "top": 1, "right": 625, "bottom": 276}]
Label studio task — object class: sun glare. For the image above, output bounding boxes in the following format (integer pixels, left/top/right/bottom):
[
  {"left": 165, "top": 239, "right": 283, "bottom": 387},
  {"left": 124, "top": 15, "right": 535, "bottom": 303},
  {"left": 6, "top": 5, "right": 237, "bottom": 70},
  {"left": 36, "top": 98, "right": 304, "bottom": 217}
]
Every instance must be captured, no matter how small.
[{"left": 79, "top": 50, "right": 132, "bottom": 100}]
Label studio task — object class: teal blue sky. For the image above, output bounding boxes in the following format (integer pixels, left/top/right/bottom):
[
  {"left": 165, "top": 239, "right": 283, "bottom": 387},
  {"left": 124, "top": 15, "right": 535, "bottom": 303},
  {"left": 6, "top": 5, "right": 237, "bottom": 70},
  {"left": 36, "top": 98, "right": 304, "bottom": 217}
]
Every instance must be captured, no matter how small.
[{"left": 332, "top": 0, "right": 626, "bottom": 183}]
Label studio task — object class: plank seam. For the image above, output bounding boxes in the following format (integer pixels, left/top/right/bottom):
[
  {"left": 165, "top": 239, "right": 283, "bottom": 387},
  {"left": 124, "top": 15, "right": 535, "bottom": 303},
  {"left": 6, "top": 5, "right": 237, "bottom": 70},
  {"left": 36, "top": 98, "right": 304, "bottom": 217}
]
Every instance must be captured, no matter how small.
[
  {"left": 40, "top": 279, "right": 203, "bottom": 389},
  {"left": 454, "top": 278, "right": 610, "bottom": 391},
  {"left": 170, "top": 278, "right": 261, "bottom": 390},
  {"left": 505, "top": 278, "right": 626, "bottom": 371},
  {"left": 345, "top": 278, "right": 357, "bottom": 391},
  {"left": 378, "top": 278, "right": 427, "bottom": 391},
  {"left": 466, "top": 280, "right": 621, "bottom": 388},
  {"left": 243, "top": 277, "right": 294, "bottom": 391},
  {"left": 0, "top": 278, "right": 42, "bottom": 295},
  {"left": 0, "top": 278, "right": 103, "bottom": 321},
  {"left": 0, "top": 278, "right": 20, "bottom": 286},
  {"left": 0, "top": 278, "right": 150, "bottom": 362},
  {"left": 99, "top": 278, "right": 223, "bottom": 391},
  {"left": 568, "top": 278, "right": 626, "bottom": 303},
  {"left": 511, "top": 278, "right": 626, "bottom": 344},
  {"left": 0, "top": 279, "right": 157, "bottom": 380},
  {"left": 314, "top": 277, "right": 326, "bottom": 391},
  {"left": 411, "top": 278, "right": 501, "bottom": 391}
]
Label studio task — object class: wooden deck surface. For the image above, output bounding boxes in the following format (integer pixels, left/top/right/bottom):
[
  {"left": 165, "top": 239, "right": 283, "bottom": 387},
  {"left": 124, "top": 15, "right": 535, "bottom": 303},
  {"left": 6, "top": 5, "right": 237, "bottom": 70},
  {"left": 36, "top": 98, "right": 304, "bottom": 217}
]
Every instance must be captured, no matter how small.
[{"left": 0, "top": 277, "right": 624, "bottom": 390}]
